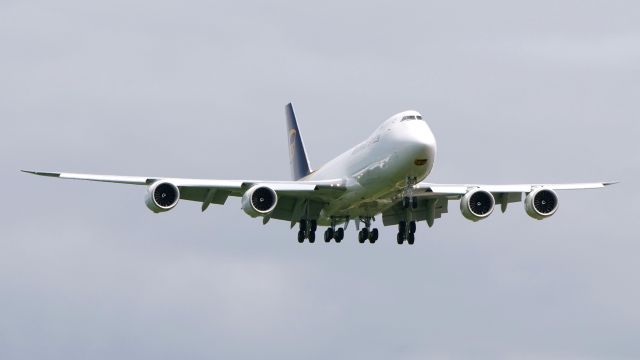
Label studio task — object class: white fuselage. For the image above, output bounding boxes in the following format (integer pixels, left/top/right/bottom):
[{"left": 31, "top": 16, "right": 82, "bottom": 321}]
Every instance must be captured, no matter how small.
[{"left": 304, "top": 110, "right": 437, "bottom": 222}]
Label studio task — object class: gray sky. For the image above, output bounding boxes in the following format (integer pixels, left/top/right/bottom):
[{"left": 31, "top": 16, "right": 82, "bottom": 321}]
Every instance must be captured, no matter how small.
[{"left": 1, "top": 0, "right": 639, "bottom": 359}]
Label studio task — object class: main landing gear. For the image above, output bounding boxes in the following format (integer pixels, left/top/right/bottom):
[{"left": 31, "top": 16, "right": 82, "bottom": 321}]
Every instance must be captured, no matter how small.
[
  {"left": 324, "top": 217, "right": 345, "bottom": 243},
  {"left": 357, "top": 217, "right": 379, "bottom": 244},
  {"left": 306, "top": 216, "right": 378, "bottom": 244},
  {"left": 297, "top": 219, "right": 317, "bottom": 243}
]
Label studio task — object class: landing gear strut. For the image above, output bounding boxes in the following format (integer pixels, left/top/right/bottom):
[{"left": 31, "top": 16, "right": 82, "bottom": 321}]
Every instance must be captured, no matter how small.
[
  {"left": 402, "top": 176, "right": 419, "bottom": 209},
  {"left": 357, "top": 217, "right": 378, "bottom": 244}
]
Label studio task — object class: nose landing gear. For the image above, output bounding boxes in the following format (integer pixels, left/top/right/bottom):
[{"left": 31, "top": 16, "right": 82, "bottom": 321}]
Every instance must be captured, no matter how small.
[
  {"left": 401, "top": 177, "right": 419, "bottom": 209},
  {"left": 398, "top": 177, "right": 419, "bottom": 245},
  {"left": 396, "top": 220, "right": 417, "bottom": 245}
]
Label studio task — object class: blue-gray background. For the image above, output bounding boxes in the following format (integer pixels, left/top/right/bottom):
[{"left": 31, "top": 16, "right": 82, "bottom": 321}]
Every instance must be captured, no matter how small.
[{"left": 1, "top": 1, "right": 638, "bottom": 359}]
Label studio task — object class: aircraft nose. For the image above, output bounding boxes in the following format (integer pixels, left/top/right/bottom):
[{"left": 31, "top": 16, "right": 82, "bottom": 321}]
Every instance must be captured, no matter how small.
[
  {"left": 414, "top": 136, "right": 436, "bottom": 161},
  {"left": 391, "top": 119, "right": 437, "bottom": 163},
  {"left": 407, "top": 126, "right": 436, "bottom": 157}
]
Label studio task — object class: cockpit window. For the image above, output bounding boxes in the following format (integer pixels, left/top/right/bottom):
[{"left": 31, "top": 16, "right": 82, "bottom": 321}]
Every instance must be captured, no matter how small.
[{"left": 401, "top": 115, "right": 423, "bottom": 121}]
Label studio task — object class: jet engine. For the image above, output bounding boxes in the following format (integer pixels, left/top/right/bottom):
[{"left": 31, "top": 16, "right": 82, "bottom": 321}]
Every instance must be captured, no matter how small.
[
  {"left": 241, "top": 185, "right": 278, "bottom": 217},
  {"left": 460, "top": 188, "right": 495, "bottom": 221},
  {"left": 525, "top": 188, "right": 558, "bottom": 220},
  {"left": 145, "top": 181, "right": 180, "bottom": 213}
]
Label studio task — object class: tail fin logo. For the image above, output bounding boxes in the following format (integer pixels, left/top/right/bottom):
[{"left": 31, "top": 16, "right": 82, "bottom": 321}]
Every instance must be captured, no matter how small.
[{"left": 288, "top": 128, "right": 297, "bottom": 161}]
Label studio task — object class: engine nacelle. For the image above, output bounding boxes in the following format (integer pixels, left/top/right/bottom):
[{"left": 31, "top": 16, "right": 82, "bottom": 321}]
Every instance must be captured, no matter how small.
[
  {"left": 145, "top": 181, "right": 180, "bottom": 213},
  {"left": 525, "top": 188, "right": 558, "bottom": 220},
  {"left": 241, "top": 185, "right": 278, "bottom": 217},
  {"left": 460, "top": 188, "right": 495, "bottom": 221}
]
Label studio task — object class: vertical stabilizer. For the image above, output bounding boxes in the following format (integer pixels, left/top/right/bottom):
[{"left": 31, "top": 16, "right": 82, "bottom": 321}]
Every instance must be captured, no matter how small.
[{"left": 285, "top": 103, "right": 312, "bottom": 180}]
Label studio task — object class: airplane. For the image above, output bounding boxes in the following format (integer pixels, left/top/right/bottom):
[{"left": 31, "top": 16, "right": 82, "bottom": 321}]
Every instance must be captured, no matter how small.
[{"left": 23, "top": 103, "right": 616, "bottom": 245}]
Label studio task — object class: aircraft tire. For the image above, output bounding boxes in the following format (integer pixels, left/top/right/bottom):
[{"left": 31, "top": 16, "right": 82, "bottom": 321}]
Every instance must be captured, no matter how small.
[
  {"left": 399, "top": 221, "right": 406, "bottom": 234},
  {"left": 369, "top": 228, "right": 379, "bottom": 242},
  {"left": 407, "top": 233, "right": 415, "bottom": 245}
]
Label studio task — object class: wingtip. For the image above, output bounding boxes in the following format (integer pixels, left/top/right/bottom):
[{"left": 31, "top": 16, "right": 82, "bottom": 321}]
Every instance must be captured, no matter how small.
[
  {"left": 603, "top": 181, "right": 619, "bottom": 186},
  {"left": 20, "top": 170, "right": 60, "bottom": 177}
]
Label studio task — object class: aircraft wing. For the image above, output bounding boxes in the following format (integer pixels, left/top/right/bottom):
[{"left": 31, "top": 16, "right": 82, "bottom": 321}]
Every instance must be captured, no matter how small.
[
  {"left": 416, "top": 182, "right": 616, "bottom": 196},
  {"left": 21, "top": 170, "right": 347, "bottom": 221},
  {"left": 415, "top": 181, "right": 616, "bottom": 210},
  {"left": 382, "top": 181, "right": 616, "bottom": 227}
]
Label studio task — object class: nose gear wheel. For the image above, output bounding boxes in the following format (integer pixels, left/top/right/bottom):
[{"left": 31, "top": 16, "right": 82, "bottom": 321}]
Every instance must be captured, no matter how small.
[{"left": 397, "top": 220, "right": 417, "bottom": 245}]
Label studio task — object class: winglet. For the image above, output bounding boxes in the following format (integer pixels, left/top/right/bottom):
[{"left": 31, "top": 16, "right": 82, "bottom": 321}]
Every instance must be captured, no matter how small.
[{"left": 603, "top": 181, "right": 619, "bottom": 186}]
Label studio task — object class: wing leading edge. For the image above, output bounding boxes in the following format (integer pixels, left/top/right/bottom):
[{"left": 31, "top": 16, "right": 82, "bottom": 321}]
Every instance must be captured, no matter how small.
[{"left": 21, "top": 170, "right": 347, "bottom": 206}]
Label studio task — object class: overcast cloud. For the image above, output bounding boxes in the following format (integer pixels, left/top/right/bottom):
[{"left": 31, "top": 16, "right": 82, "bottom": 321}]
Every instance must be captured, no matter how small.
[{"left": 1, "top": 0, "right": 639, "bottom": 359}]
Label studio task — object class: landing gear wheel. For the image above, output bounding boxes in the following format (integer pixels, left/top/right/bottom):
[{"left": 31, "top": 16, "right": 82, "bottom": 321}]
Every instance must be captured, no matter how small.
[
  {"left": 369, "top": 228, "right": 379, "bottom": 243},
  {"left": 299, "top": 220, "right": 307, "bottom": 232},
  {"left": 361, "top": 228, "right": 370, "bottom": 240},
  {"left": 298, "top": 231, "right": 305, "bottom": 243},
  {"left": 397, "top": 232, "right": 404, "bottom": 244},
  {"left": 325, "top": 228, "right": 334, "bottom": 242},
  {"left": 407, "top": 233, "right": 415, "bottom": 245},
  {"left": 335, "top": 228, "right": 344, "bottom": 242},
  {"left": 409, "top": 221, "right": 416, "bottom": 234},
  {"left": 358, "top": 231, "right": 366, "bottom": 243},
  {"left": 310, "top": 220, "right": 317, "bottom": 232},
  {"left": 399, "top": 221, "right": 407, "bottom": 234},
  {"left": 308, "top": 231, "right": 316, "bottom": 243}
]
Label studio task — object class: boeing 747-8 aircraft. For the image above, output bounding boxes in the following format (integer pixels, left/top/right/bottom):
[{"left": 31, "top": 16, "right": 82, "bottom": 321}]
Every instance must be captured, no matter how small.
[{"left": 23, "top": 103, "right": 615, "bottom": 245}]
